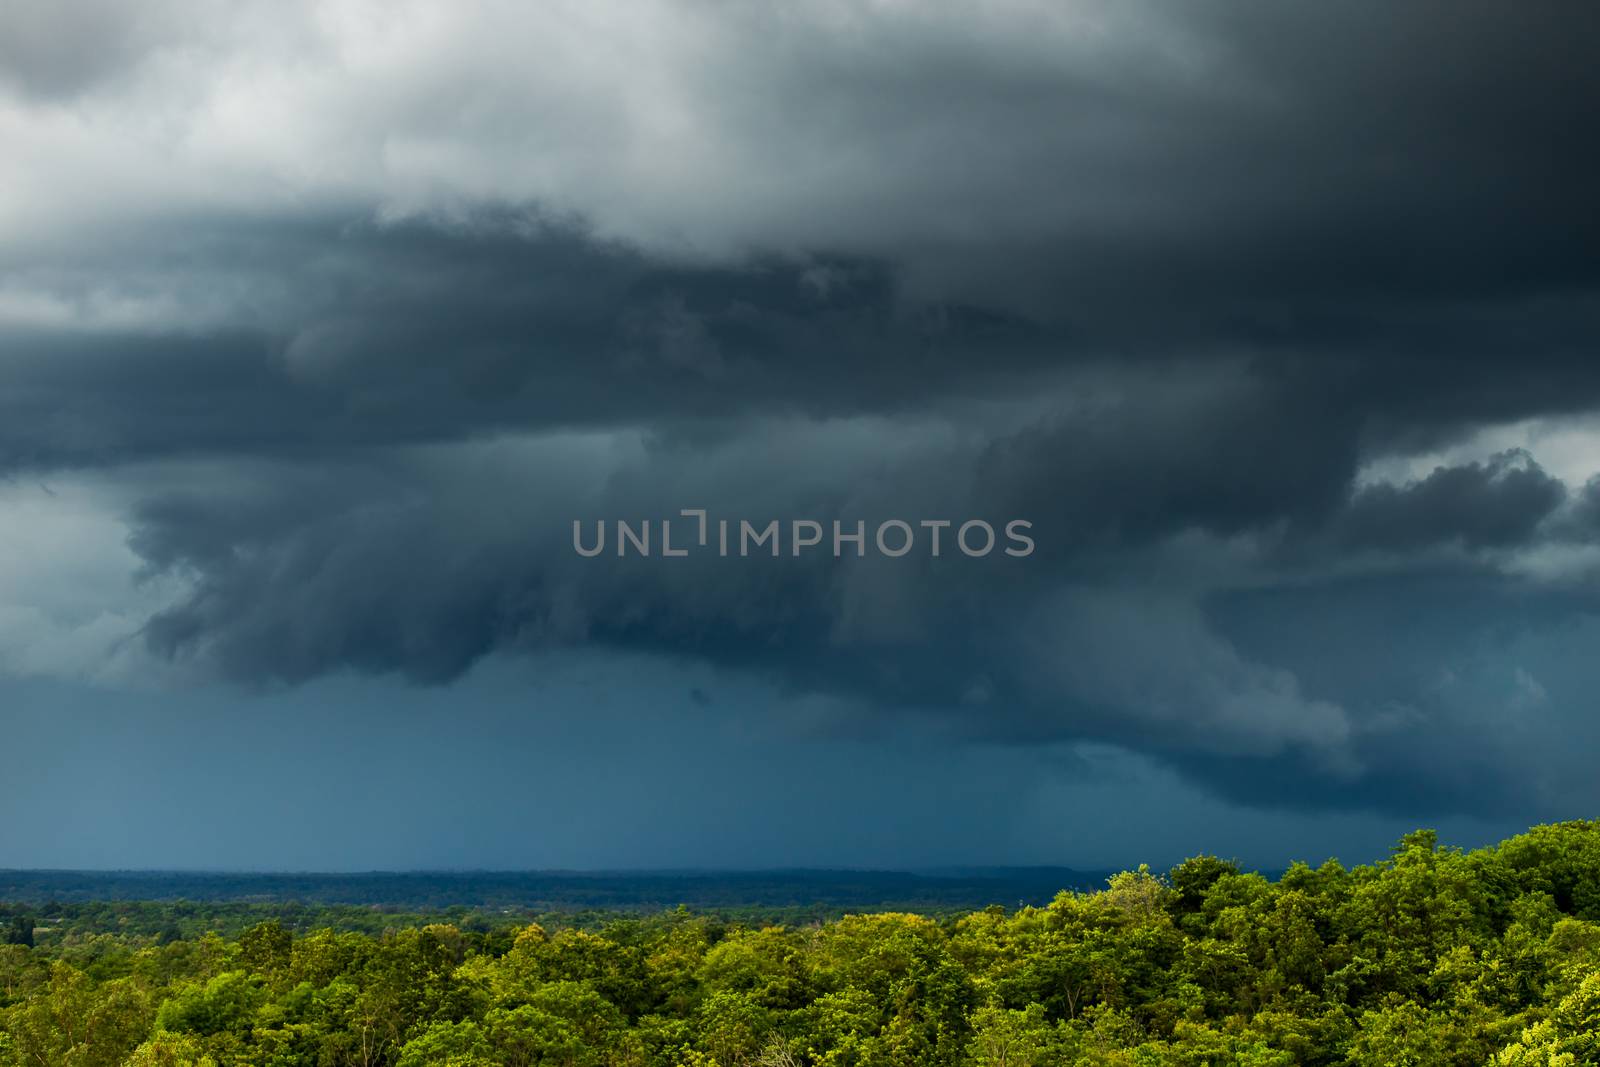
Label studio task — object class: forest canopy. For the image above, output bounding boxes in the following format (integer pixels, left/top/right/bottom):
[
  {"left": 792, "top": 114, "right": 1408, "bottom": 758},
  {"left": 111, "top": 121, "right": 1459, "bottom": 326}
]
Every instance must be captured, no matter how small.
[{"left": 5, "top": 822, "right": 1600, "bottom": 1066}]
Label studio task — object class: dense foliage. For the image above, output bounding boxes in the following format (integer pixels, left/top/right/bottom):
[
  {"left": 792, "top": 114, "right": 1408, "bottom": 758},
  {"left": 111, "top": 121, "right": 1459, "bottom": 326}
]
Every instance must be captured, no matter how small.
[{"left": 4, "top": 823, "right": 1600, "bottom": 1065}]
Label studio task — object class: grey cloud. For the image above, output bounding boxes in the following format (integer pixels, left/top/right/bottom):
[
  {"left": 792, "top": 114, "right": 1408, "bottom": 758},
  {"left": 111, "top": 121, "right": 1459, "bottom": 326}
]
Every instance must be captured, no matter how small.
[
  {"left": 3, "top": 2, "right": 1597, "bottom": 306},
  {"left": 4, "top": 0, "right": 1600, "bottom": 834},
  {"left": 112, "top": 414, "right": 1600, "bottom": 821},
  {"left": 0, "top": 216, "right": 1058, "bottom": 474},
  {"left": 1334, "top": 451, "right": 1567, "bottom": 553},
  {"left": 1206, "top": 569, "right": 1600, "bottom": 817},
  {"left": 0, "top": 1, "right": 177, "bottom": 99},
  {"left": 1551, "top": 476, "right": 1600, "bottom": 543}
]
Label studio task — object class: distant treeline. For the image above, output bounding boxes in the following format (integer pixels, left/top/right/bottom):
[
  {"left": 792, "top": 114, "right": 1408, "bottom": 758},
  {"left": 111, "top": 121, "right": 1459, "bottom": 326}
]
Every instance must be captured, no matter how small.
[
  {"left": 4, "top": 823, "right": 1600, "bottom": 1065},
  {"left": 0, "top": 867, "right": 1112, "bottom": 913}
]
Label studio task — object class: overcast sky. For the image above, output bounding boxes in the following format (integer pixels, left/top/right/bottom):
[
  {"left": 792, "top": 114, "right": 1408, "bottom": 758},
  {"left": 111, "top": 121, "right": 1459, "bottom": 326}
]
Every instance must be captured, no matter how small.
[{"left": 3, "top": 0, "right": 1599, "bottom": 872}]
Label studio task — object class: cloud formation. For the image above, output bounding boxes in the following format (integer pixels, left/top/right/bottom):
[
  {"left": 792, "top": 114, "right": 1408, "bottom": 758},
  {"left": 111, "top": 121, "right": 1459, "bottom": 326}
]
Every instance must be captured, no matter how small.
[{"left": 4, "top": 0, "right": 1600, "bottom": 833}]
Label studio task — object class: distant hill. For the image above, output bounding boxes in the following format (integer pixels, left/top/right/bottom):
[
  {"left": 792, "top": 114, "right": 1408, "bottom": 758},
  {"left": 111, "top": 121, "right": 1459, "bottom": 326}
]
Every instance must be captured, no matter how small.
[{"left": 0, "top": 867, "right": 1115, "bottom": 912}]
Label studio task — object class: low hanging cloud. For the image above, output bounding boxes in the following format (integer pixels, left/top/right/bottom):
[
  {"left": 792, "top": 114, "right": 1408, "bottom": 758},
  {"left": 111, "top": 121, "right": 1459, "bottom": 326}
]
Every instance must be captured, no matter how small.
[{"left": 3, "top": 0, "right": 1600, "bottom": 825}]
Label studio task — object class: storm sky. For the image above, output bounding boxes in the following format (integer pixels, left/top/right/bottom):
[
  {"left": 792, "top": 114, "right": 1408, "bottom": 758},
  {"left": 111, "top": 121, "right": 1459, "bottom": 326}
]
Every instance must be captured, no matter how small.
[{"left": 3, "top": 0, "right": 1600, "bottom": 871}]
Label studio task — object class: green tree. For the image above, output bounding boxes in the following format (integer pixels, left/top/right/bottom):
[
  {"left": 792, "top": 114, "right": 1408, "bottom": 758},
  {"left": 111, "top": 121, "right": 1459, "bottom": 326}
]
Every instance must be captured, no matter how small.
[
  {"left": 1, "top": 963, "right": 150, "bottom": 1067},
  {"left": 1491, "top": 971, "right": 1600, "bottom": 1066},
  {"left": 2, "top": 916, "right": 32, "bottom": 950}
]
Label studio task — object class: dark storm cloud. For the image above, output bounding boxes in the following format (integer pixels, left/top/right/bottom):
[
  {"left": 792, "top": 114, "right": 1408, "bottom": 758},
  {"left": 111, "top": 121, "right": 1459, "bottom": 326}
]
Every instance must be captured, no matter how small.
[
  {"left": 970, "top": 371, "right": 1362, "bottom": 554},
  {"left": 0, "top": 217, "right": 1058, "bottom": 473},
  {"left": 1205, "top": 569, "right": 1600, "bottom": 816},
  {"left": 120, "top": 419, "right": 1596, "bottom": 817},
  {"left": 1333, "top": 451, "right": 1567, "bottom": 552},
  {"left": 5, "top": 0, "right": 1600, "bottom": 829},
  {"left": 4, "top": 2, "right": 1600, "bottom": 467}
]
